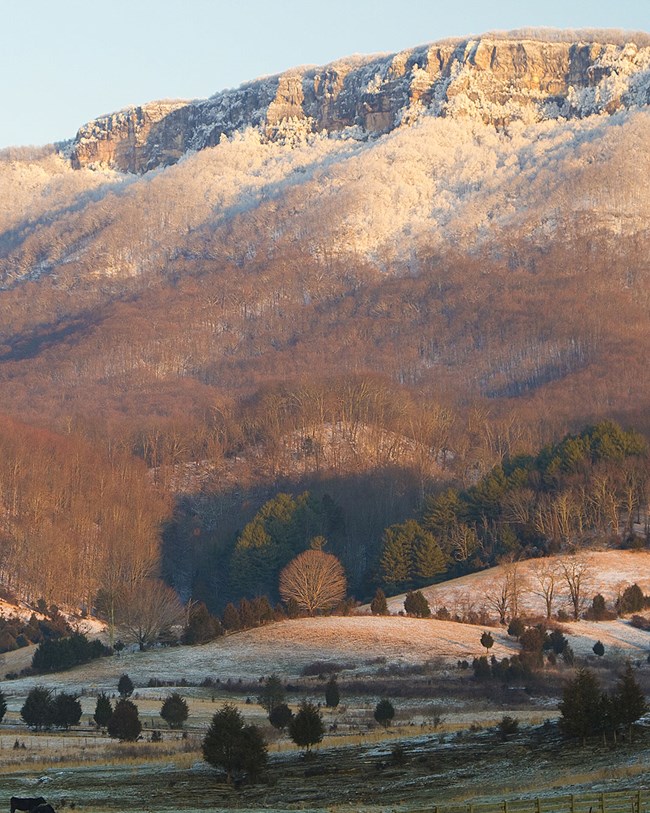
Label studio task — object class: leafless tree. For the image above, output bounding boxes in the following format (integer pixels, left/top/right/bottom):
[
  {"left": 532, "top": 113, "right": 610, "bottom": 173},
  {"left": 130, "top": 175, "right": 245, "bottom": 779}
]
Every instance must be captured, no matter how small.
[
  {"left": 279, "top": 549, "right": 347, "bottom": 615},
  {"left": 560, "top": 554, "right": 593, "bottom": 621},
  {"left": 530, "top": 559, "right": 561, "bottom": 619},
  {"left": 116, "top": 578, "right": 185, "bottom": 650}
]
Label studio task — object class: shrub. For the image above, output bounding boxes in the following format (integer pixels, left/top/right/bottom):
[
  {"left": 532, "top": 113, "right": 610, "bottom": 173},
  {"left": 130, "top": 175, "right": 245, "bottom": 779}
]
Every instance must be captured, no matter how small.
[{"left": 497, "top": 715, "right": 519, "bottom": 741}]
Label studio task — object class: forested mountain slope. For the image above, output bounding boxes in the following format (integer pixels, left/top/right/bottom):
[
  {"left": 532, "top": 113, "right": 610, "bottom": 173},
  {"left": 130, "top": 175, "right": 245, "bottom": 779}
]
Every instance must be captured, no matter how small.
[{"left": 1, "top": 31, "right": 649, "bottom": 612}]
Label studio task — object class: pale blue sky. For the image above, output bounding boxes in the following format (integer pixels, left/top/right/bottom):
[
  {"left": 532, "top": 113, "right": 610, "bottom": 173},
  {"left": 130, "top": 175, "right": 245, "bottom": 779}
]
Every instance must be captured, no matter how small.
[{"left": 1, "top": 0, "right": 648, "bottom": 148}]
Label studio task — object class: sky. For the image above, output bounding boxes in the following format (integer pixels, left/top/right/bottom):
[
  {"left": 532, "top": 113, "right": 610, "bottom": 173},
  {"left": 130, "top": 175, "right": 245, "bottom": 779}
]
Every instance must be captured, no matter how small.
[{"left": 0, "top": 0, "right": 648, "bottom": 149}]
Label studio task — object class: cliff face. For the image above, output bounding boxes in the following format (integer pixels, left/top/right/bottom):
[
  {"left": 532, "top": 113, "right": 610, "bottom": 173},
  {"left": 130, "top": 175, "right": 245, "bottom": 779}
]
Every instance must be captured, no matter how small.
[{"left": 70, "top": 36, "right": 650, "bottom": 173}]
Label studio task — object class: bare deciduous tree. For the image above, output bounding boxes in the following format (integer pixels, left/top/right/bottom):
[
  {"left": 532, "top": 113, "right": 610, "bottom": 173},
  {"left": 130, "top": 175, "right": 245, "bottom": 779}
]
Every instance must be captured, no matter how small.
[
  {"left": 279, "top": 549, "right": 346, "bottom": 615},
  {"left": 530, "top": 559, "right": 561, "bottom": 619},
  {"left": 560, "top": 554, "right": 593, "bottom": 621},
  {"left": 116, "top": 578, "right": 184, "bottom": 650}
]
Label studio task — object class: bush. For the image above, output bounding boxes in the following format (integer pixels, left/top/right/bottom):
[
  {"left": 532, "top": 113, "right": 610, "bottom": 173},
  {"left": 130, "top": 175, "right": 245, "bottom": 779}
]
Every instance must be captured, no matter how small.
[{"left": 497, "top": 715, "right": 519, "bottom": 741}]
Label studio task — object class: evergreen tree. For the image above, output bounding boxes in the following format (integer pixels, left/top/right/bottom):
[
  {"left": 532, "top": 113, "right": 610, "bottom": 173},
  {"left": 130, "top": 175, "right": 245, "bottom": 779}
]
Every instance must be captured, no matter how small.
[
  {"left": 618, "top": 584, "right": 645, "bottom": 615},
  {"left": 268, "top": 703, "right": 293, "bottom": 730},
  {"left": 480, "top": 631, "right": 494, "bottom": 654},
  {"left": 202, "top": 704, "right": 267, "bottom": 782},
  {"left": 592, "top": 640, "right": 605, "bottom": 657},
  {"left": 288, "top": 700, "right": 324, "bottom": 752},
  {"left": 21, "top": 686, "right": 54, "bottom": 730},
  {"left": 374, "top": 698, "right": 395, "bottom": 728},
  {"left": 160, "top": 692, "right": 189, "bottom": 729},
  {"left": 257, "top": 674, "right": 285, "bottom": 715},
  {"left": 0, "top": 689, "right": 6, "bottom": 725},
  {"left": 117, "top": 672, "right": 134, "bottom": 698},
  {"left": 403, "top": 590, "right": 431, "bottom": 618},
  {"left": 222, "top": 603, "right": 241, "bottom": 631},
  {"left": 559, "top": 668, "right": 603, "bottom": 745},
  {"left": 410, "top": 526, "right": 447, "bottom": 583},
  {"left": 370, "top": 587, "right": 389, "bottom": 616},
  {"left": 380, "top": 524, "right": 412, "bottom": 587},
  {"left": 107, "top": 698, "right": 142, "bottom": 741},
  {"left": 93, "top": 693, "right": 113, "bottom": 729},
  {"left": 325, "top": 675, "right": 340, "bottom": 708},
  {"left": 52, "top": 692, "right": 82, "bottom": 729},
  {"left": 614, "top": 661, "right": 648, "bottom": 741},
  {"left": 182, "top": 602, "right": 222, "bottom": 644}
]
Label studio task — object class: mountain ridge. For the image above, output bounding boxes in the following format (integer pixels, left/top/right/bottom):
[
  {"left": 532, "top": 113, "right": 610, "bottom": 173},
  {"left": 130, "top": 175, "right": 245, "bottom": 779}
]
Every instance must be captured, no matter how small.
[{"left": 68, "top": 31, "right": 650, "bottom": 173}]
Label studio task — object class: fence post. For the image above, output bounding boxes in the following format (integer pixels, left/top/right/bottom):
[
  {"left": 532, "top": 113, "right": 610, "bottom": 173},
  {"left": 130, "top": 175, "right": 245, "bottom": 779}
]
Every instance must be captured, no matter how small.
[
  {"left": 504, "top": 800, "right": 508, "bottom": 813},
  {"left": 638, "top": 790, "right": 642, "bottom": 813},
  {"left": 570, "top": 794, "right": 575, "bottom": 813},
  {"left": 536, "top": 798, "right": 541, "bottom": 813},
  {"left": 600, "top": 792, "right": 605, "bottom": 813}
]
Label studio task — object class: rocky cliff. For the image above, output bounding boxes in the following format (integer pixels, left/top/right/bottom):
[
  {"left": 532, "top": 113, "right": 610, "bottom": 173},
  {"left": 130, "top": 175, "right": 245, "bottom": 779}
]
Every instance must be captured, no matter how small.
[{"left": 69, "top": 34, "right": 650, "bottom": 173}]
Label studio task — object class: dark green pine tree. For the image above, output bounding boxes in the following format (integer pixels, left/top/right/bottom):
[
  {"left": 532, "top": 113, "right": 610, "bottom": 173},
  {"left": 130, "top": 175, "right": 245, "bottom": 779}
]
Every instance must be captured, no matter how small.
[
  {"left": 325, "top": 675, "right": 340, "bottom": 708},
  {"left": 559, "top": 668, "right": 603, "bottom": 745},
  {"left": 288, "top": 700, "right": 324, "bottom": 752},
  {"left": 93, "top": 693, "right": 113, "bottom": 729},
  {"left": 380, "top": 524, "right": 412, "bottom": 588},
  {"left": 0, "top": 689, "right": 7, "bottom": 725},
  {"left": 615, "top": 661, "right": 648, "bottom": 741},
  {"left": 202, "top": 704, "right": 267, "bottom": 782},
  {"left": 107, "top": 698, "right": 142, "bottom": 741},
  {"left": 410, "top": 524, "right": 447, "bottom": 584},
  {"left": 52, "top": 692, "right": 82, "bottom": 729},
  {"left": 403, "top": 590, "right": 431, "bottom": 618},
  {"left": 117, "top": 673, "right": 134, "bottom": 698},
  {"left": 370, "top": 587, "right": 389, "bottom": 615},
  {"left": 257, "top": 674, "right": 285, "bottom": 716},
  {"left": 21, "top": 686, "right": 55, "bottom": 730},
  {"left": 160, "top": 692, "right": 189, "bottom": 729}
]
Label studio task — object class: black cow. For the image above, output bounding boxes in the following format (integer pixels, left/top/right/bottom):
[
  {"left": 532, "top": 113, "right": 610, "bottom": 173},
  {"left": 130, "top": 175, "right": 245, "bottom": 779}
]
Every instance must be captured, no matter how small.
[{"left": 10, "top": 799, "right": 46, "bottom": 813}]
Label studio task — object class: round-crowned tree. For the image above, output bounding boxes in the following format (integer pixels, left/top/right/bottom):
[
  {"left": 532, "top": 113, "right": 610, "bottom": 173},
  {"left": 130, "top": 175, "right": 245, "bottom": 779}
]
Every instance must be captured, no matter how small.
[
  {"left": 279, "top": 550, "right": 346, "bottom": 615},
  {"left": 269, "top": 703, "right": 293, "bottom": 730},
  {"left": 160, "top": 692, "right": 189, "bottom": 729},
  {"left": 288, "top": 700, "right": 324, "bottom": 752},
  {"left": 94, "top": 693, "right": 113, "bottom": 729},
  {"left": 107, "top": 698, "right": 142, "bottom": 741},
  {"left": 202, "top": 703, "right": 267, "bottom": 783}
]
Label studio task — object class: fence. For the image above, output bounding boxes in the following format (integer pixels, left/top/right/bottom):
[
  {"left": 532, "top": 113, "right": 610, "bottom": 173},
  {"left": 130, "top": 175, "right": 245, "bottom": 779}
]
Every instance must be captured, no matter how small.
[{"left": 417, "top": 789, "right": 649, "bottom": 813}]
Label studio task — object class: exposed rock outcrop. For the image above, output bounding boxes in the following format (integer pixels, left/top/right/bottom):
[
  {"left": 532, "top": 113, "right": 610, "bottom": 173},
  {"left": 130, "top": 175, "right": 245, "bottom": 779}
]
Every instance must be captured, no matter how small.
[{"left": 70, "top": 35, "right": 650, "bottom": 173}]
